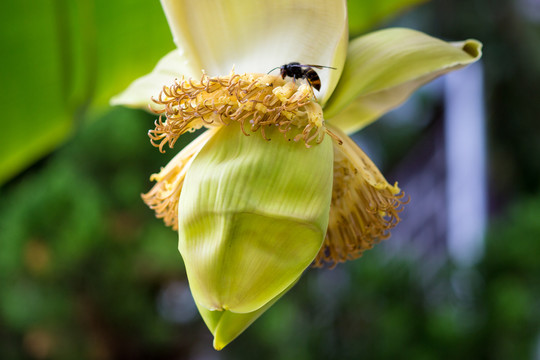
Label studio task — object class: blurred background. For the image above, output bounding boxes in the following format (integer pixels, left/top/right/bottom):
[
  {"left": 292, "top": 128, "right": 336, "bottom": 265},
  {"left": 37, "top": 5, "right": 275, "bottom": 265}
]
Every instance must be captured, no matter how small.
[{"left": 1, "top": 0, "right": 539, "bottom": 359}]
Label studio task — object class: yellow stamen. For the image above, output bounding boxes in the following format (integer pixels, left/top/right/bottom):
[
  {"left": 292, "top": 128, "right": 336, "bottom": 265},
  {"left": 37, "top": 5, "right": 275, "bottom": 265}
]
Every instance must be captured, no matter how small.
[
  {"left": 313, "top": 125, "right": 408, "bottom": 268},
  {"left": 141, "top": 128, "right": 218, "bottom": 230},
  {"left": 149, "top": 71, "right": 341, "bottom": 152}
]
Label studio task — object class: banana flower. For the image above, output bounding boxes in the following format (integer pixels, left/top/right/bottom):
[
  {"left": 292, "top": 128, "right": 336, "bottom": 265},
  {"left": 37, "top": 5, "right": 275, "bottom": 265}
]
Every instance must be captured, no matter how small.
[{"left": 112, "top": 0, "right": 482, "bottom": 350}]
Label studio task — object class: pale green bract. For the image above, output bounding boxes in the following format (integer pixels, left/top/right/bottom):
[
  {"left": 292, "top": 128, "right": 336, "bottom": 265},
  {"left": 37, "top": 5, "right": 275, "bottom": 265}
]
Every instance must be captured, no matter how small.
[{"left": 179, "top": 124, "right": 333, "bottom": 314}]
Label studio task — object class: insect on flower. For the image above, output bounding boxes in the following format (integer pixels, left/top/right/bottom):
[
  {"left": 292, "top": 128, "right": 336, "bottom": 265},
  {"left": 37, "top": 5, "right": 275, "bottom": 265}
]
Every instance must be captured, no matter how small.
[{"left": 268, "top": 62, "right": 336, "bottom": 91}]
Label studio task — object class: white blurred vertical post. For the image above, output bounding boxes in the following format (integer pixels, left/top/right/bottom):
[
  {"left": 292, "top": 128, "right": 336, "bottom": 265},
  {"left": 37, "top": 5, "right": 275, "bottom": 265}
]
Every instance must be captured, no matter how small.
[{"left": 444, "top": 61, "right": 487, "bottom": 266}]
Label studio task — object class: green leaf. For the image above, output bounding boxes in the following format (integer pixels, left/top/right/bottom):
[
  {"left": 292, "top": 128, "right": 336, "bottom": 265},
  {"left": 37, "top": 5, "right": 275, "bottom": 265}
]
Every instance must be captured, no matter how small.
[
  {"left": 347, "top": 0, "right": 428, "bottom": 36},
  {"left": 0, "top": 0, "right": 172, "bottom": 184},
  {"left": 323, "top": 28, "right": 482, "bottom": 134},
  {"left": 89, "top": 0, "right": 174, "bottom": 110},
  {"left": 0, "top": 1, "right": 72, "bottom": 184}
]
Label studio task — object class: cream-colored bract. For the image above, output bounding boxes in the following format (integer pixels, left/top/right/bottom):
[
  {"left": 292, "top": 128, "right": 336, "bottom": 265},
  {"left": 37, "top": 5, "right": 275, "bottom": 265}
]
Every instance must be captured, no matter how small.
[
  {"left": 161, "top": 0, "right": 348, "bottom": 105},
  {"left": 110, "top": 49, "right": 197, "bottom": 109},
  {"left": 112, "top": 0, "right": 482, "bottom": 351}
]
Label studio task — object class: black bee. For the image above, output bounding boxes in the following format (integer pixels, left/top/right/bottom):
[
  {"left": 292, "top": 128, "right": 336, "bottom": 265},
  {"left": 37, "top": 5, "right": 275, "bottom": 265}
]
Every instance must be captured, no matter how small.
[{"left": 268, "top": 62, "right": 336, "bottom": 91}]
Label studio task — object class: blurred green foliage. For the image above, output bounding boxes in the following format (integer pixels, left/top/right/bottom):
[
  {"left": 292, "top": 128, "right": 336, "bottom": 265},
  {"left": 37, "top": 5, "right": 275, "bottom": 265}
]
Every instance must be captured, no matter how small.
[
  {"left": 0, "top": 109, "right": 204, "bottom": 359},
  {"left": 423, "top": 0, "right": 540, "bottom": 195},
  {"left": 0, "top": 0, "right": 172, "bottom": 185},
  {"left": 347, "top": 0, "right": 427, "bottom": 36},
  {"left": 474, "top": 196, "right": 540, "bottom": 360}
]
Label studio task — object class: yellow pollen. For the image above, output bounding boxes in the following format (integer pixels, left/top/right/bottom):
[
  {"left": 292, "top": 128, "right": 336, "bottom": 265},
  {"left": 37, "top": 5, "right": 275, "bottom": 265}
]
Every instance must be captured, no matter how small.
[
  {"left": 141, "top": 128, "right": 218, "bottom": 230},
  {"left": 149, "top": 71, "right": 341, "bottom": 152},
  {"left": 313, "top": 126, "right": 408, "bottom": 268}
]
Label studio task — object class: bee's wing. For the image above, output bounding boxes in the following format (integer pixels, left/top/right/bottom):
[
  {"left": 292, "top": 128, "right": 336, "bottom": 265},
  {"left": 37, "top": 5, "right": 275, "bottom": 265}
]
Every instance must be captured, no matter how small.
[{"left": 303, "top": 64, "right": 337, "bottom": 70}]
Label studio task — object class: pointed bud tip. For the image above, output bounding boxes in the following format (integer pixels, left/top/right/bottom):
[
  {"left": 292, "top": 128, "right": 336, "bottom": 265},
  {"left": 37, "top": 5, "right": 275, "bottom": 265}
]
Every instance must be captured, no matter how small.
[{"left": 213, "top": 338, "right": 226, "bottom": 351}]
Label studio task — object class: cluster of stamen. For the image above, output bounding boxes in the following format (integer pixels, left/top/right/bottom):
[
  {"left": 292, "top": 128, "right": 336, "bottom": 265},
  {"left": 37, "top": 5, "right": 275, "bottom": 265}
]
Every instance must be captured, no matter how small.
[
  {"left": 141, "top": 129, "right": 218, "bottom": 230},
  {"left": 149, "top": 71, "right": 341, "bottom": 152},
  {"left": 313, "top": 132, "right": 408, "bottom": 268}
]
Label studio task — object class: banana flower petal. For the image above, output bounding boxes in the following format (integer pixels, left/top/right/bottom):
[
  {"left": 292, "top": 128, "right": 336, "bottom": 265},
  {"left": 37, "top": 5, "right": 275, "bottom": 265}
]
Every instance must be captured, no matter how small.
[
  {"left": 161, "top": 0, "right": 348, "bottom": 104},
  {"left": 324, "top": 28, "right": 483, "bottom": 133},
  {"left": 111, "top": 49, "right": 198, "bottom": 109},
  {"left": 177, "top": 123, "right": 333, "bottom": 313}
]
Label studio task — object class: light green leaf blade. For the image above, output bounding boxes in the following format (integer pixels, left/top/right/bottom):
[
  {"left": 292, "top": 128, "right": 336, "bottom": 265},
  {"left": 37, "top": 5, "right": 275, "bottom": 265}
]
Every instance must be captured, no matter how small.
[
  {"left": 0, "top": 1, "right": 73, "bottom": 184},
  {"left": 347, "top": 0, "right": 428, "bottom": 35},
  {"left": 89, "top": 0, "right": 174, "bottom": 110},
  {"left": 177, "top": 124, "right": 333, "bottom": 314},
  {"left": 0, "top": 0, "right": 173, "bottom": 184},
  {"left": 323, "top": 28, "right": 482, "bottom": 134}
]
